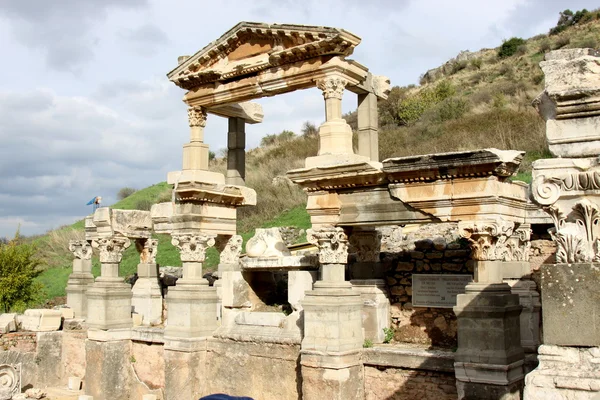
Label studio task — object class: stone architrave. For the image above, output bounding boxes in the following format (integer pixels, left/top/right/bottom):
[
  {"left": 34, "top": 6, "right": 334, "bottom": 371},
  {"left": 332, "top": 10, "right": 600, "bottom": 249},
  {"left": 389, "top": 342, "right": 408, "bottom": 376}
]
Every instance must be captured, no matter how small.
[
  {"left": 164, "top": 233, "right": 218, "bottom": 350},
  {"left": 131, "top": 238, "right": 162, "bottom": 326},
  {"left": 301, "top": 225, "right": 364, "bottom": 400},
  {"left": 66, "top": 240, "right": 95, "bottom": 319},
  {"left": 454, "top": 219, "right": 525, "bottom": 400},
  {"left": 87, "top": 236, "right": 133, "bottom": 330}
]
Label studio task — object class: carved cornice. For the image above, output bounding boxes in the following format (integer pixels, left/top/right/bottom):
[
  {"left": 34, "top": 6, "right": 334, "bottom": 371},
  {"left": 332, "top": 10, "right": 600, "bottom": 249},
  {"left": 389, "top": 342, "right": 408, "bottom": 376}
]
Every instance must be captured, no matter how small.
[
  {"left": 68, "top": 240, "right": 93, "bottom": 260},
  {"left": 92, "top": 237, "right": 131, "bottom": 264},
  {"left": 167, "top": 22, "right": 361, "bottom": 90},
  {"left": 307, "top": 226, "right": 349, "bottom": 264},
  {"left": 135, "top": 238, "right": 158, "bottom": 264},
  {"left": 316, "top": 77, "right": 347, "bottom": 100},
  {"left": 349, "top": 230, "right": 382, "bottom": 262},
  {"left": 188, "top": 106, "right": 208, "bottom": 128},
  {"left": 171, "top": 234, "right": 216, "bottom": 263},
  {"left": 458, "top": 219, "right": 515, "bottom": 261},
  {"left": 215, "top": 235, "right": 243, "bottom": 264}
]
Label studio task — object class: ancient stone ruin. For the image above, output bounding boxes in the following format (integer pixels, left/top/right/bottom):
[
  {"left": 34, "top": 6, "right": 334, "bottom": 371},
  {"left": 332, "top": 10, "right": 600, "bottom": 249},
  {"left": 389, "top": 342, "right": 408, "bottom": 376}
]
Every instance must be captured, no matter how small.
[{"left": 1, "top": 23, "right": 599, "bottom": 400}]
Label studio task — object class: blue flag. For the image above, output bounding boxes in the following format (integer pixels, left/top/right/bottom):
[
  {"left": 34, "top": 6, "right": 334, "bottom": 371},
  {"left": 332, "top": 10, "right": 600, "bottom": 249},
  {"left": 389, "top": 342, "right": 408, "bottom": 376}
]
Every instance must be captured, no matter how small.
[{"left": 86, "top": 197, "right": 96, "bottom": 206}]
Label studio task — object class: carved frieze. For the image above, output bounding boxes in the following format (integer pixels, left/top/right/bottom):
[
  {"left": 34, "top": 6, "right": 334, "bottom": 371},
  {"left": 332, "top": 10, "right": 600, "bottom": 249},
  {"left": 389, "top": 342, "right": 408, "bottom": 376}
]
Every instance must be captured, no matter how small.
[
  {"left": 215, "top": 235, "right": 243, "bottom": 264},
  {"left": 68, "top": 240, "right": 93, "bottom": 260},
  {"left": 188, "top": 106, "right": 208, "bottom": 128},
  {"left": 171, "top": 234, "right": 216, "bottom": 263},
  {"left": 316, "top": 77, "right": 347, "bottom": 100},
  {"left": 458, "top": 219, "right": 515, "bottom": 261},
  {"left": 307, "top": 226, "right": 349, "bottom": 264},
  {"left": 135, "top": 238, "right": 158, "bottom": 264},
  {"left": 92, "top": 237, "right": 131, "bottom": 264},
  {"left": 349, "top": 230, "right": 382, "bottom": 262}
]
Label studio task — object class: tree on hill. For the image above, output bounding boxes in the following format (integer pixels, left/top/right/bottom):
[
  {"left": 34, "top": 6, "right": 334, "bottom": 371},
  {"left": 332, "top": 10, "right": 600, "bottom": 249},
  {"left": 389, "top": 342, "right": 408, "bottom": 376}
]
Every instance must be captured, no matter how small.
[
  {"left": 0, "top": 232, "right": 44, "bottom": 312},
  {"left": 117, "top": 187, "right": 137, "bottom": 200}
]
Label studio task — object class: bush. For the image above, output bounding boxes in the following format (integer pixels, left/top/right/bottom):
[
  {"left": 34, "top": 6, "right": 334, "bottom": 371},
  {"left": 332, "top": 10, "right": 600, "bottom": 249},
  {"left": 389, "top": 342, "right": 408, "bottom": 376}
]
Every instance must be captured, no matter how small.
[
  {"left": 134, "top": 198, "right": 153, "bottom": 211},
  {"left": 539, "top": 38, "right": 551, "bottom": 53},
  {"left": 498, "top": 37, "right": 526, "bottom": 58},
  {"left": 450, "top": 60, "right": 468, "bottom": 75},
  {"left": 421, "top": 97, "right": 470, "bottom": 123},
  {"left": 301, "top": 121, "right": 318, "bottom": 138},
  {"left": 516, "top": 44, "right": 528, "bottom": 56},
  {"left": 553, "top": 36, "right": 571, "bottom": 49},
  {"left": 470, "top": 58, "right": 483, "bottom": 70},
  {"left": 209, "top": 151, "right": 216, "bottom": 161},
  {"left": 0, "top": 232, "right": 44, "bottom": 312},
  {"left": 576, "top": 37, "right": 599, "bottom": 49},
  {"left": 117, "top": 187, "right": 137, "bottom": 200}
]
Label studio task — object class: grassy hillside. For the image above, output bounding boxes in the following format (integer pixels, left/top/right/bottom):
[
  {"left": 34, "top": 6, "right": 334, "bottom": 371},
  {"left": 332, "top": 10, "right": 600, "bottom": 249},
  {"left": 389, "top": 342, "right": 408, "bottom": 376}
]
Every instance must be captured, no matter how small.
[{"left": 31, "top": 10, "right": 599, "bottom": 305}]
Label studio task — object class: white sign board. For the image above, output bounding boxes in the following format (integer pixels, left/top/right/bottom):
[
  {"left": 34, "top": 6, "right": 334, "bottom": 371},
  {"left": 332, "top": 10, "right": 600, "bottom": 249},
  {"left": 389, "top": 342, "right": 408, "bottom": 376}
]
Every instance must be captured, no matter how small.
[{"left": 412, "top": 274, "right": 472, "bottom": 308}]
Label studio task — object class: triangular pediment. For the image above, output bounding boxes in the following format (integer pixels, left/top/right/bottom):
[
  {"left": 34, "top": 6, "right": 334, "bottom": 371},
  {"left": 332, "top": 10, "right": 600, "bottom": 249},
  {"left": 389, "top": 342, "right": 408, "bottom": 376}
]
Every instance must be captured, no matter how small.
[{"left": 167, "top": 22, "right": 361, "bottom": 90}]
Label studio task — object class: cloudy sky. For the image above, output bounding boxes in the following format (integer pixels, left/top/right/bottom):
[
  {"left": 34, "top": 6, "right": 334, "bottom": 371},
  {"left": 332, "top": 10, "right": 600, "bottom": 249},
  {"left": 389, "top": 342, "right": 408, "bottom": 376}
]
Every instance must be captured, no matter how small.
[{"left": 0, "top": 0, "right": 595, "bottom": 237}]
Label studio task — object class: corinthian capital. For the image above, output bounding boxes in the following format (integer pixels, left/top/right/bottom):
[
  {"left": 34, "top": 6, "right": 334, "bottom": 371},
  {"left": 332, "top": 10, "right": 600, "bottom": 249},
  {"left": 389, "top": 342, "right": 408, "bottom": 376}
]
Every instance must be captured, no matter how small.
[
  {"left": 92, "top": 237, "right": 131, "bottom": 264},
  {"left": 458, "top": 219, "right": 514, "bottom": 261},
  {"left": 349, "top": 230, "right": 382, "bottom": 263},
  {"left": 68, "top": 240, "right": 93, "bottom": 260},
  {"left": 188, "top": 106, "right": 208, "bottom": 128},
  {"left": 503, "top": 224, "right": 532, "bottom": 262},
  {"left": 316, "top": 77, "right": 347, "bottom": 100},
  {"left": 215, "top": 235, "right": 243, "bottom": 264},
  {"left": 135, "top": 238, "right": 158, "bottom": 264},
  {"left": 172, "top": 234, "right": 215, "bottom": 263},
  {"left": 307, "top": 226, "right": 349, "bottom": 264}
]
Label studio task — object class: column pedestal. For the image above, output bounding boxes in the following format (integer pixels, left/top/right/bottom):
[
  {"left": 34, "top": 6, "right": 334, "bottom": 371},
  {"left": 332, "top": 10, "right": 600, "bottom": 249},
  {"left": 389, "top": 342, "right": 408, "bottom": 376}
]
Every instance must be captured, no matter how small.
[
  {"left": 454, "top": 282, "right": 524, "bottom": 400},
  {"left": 87, "top": 276, "right": 133, "bottom": 330},
  {"left": 131, "top": 262, "right": 162, "bottom": 326},
  {"left": 164, "top": 280, "right": 218, "bottom": 351},
  {"left": 300, "top": 283, "right": 364, "bottom": 400},
  {"left": 66, "top": 258, "right": 94, "bottom": 319}
]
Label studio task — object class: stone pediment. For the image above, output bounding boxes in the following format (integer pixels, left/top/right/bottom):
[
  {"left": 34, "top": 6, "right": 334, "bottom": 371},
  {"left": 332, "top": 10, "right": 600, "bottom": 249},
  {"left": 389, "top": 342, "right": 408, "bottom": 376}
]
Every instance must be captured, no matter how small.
[{"left": 168, "top": 22, "right": 361, "bottom": 90}]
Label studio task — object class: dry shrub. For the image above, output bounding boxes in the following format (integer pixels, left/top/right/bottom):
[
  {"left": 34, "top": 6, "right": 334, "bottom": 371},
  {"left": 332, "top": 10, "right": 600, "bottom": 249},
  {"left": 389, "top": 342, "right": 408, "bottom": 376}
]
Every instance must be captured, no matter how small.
[
  {"left": 37, "top": 228, "right": 84, "bottom": 269},
  {"left": 553, "top": 36, "right": 571, "bottom": 49},
  {"left": 470, "top": 89, "right": 493, "bottom": 105},
  {"left": 236, "top": 135, "right": 316, "bottom": 232}
]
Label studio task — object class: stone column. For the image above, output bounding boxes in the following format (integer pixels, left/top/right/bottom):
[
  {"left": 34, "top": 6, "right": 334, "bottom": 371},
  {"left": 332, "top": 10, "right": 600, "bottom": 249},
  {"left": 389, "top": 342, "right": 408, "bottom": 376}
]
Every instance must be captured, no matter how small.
[
  {"left": 214, "top": 234, "right": 246, "bottom": 320},
  {"left": 87, "top": 236, "right": 133, "bottom": 330},
  {"left": 227, "top": 117, "right": 245, "bottom": 186},
  {"left": 301, "top": 226, "right": 364, "bottom": 400},
  {"left": 164, "top": 233, "right": 218, "bottom": 349},
  {"left": 305, "top": 76, "right": 369, "bottom": 168},
  {"left": 501, "top": 223, "right": 541, "bottom": 374},
  {"left": 454, "top": 219, "right": 525, "bottom": 400},
  {"left": 66, "top": 240, "right": 94, "bottom": 319},
  {"left": 349, "top": 229, "right": 389, "bottom": 343},
  {"left": 131, "top": 238, "right": 162, "bottom": 326},
  {"left": 183, "top": 106, "right": 210, "bottom": 171},
  {"left": 357, "top": 91, "right": 379, "bottom": 162}
]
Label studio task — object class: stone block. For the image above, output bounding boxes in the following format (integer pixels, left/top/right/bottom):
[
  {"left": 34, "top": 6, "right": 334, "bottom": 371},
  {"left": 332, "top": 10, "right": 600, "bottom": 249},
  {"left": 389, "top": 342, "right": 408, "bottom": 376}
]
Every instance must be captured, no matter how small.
[
  {"left": 221, "top": 271, "right": 251, "bottom": 308},
  {"left": 35, "top": 332, "right": 63, "bottom": 387},
  {"left": 351, "top": 279, "right": 390, "bottom": 343},
  {"left": 68, "top": 376, "right": 82, "bottom": 390},
  {"left": 59, "top": 307, "right": 75, "bottom": 319},
  {"left": 288, "top": 270, "right": 317, "bottom": 311},
  {"left": 540, "top": 263, "right": 600, "bottom": 346},
  {"left": 0, "top": 313, "right": 17, "bottom": 333},
  {"left": 85, "top": 339, "right": 132, "bottom": 400},
  {"left": 20, "top": 309, "right": 62, "bottom": 332},
  {"left": 86, "top": 281, "right": 133, "bottom": 330}
]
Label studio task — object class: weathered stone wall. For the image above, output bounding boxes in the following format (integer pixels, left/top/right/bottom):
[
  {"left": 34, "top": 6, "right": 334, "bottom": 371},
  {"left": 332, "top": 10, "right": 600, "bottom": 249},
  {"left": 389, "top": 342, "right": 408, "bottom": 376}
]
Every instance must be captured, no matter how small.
[
  {"left": 205, "top": 339, "right": 301, "bottom": 400},
  {"left": 365, "top": 366, "right": 457, "bottom": 400},
  {"left": 380, "top": 224, "right": 473, "bottom": 348}
]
